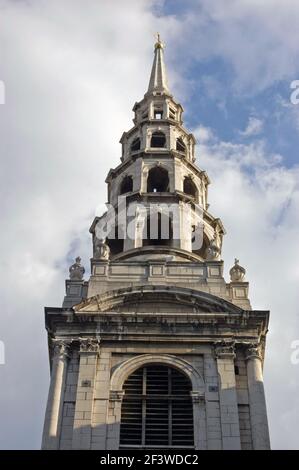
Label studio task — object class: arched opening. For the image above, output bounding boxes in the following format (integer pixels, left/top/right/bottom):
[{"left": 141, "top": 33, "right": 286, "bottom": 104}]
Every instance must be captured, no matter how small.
[
  {"left": 106, "top": 226, "right": 124, "bottom": 256},
  {"left": 183, "top": 176, "right": 197, "bottom": 199},
  {"left": 150, "top": 131, "right": 166, "bottom": 148},
  {"left": 176, "top": 138, "right": 186, "bottom": 153},
  {"left": 131, "top": 138, "right": 140, "bottom": 152},
  {"left": 143, "top": 212, "right": 173, "bottom": 247},
  {"left": 147, "top": 166, "right": 169, "bottom": 192},
  {"left": 119, "top": 364, "right": 194, "bottom": 449},
  {"left": 120, "top": 175, "right": 133, "bottom": 195}
]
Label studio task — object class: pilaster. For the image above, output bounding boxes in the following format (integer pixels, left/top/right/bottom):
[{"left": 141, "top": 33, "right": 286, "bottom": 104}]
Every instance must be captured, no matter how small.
[
  {"left": 72, "top": 338, "right": 99, "bottom": 449},
  {"left": 190, "top": 392, "right": 207, "bottom": 450},
  {"left": 214, "top": 341, "right": 241, "bottom": 449},
  {"left": 106, "top": 390, "right": 125, "bottom": 450}
]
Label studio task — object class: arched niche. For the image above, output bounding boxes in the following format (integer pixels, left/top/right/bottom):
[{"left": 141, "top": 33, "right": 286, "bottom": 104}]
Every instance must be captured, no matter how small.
[{"left": 147, "top": 166, "right": 169, "bottom": 192}]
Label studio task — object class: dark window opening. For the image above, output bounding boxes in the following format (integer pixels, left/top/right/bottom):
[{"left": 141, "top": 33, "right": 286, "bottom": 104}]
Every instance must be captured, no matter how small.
[
  {"left": 150, "top": 131, "right": 166, "bottom": 148},
  {"left": 169, "top": 108, "right": 176, "bottom": 120},
  {"left": 176, "top": 138, "right": 186, "bottom": 153},
  {"left": 147, "top": 166, "right": 169, "bottom": 192},
  {"left": 119, "top": 365, "right": 194, "bottom": 449},
  {"left": 234, "top": 365, "right": 240, "bottom": 375},
  {"left": 120, "top": 176, "right": 133, "bottom": 195},
  {"left": 154, "top": 110, "right": 163, "bottom": 119},
  {"left": 131, "top": 138, "right": 141, "bottom": 152},
  {"left": 183, "top": 176, "right": 197, "bottom": 199},
  {"left": 143, "top": 212, "right": 173, "bottom": 247},
  {"left": 106, "top": 226, "right": 124, "bottom": 256}
]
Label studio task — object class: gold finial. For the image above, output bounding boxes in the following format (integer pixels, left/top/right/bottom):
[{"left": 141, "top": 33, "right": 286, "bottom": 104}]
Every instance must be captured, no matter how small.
[{"left": 154, "top": 32, "right": 164, "bottom": 49}]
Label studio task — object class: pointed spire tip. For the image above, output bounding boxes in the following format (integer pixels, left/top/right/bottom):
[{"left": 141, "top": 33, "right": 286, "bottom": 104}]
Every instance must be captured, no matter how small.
[
  {"left": 147, "top": 33, "right": 169, "bottom": 94},
  {"left": 154, "top": 32, "right": 164, "bottom": 50}
]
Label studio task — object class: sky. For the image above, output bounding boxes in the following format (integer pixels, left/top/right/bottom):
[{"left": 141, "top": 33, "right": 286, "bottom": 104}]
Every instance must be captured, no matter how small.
[{"left": 0, "top": 0, "right": 299, "bottom": 449}]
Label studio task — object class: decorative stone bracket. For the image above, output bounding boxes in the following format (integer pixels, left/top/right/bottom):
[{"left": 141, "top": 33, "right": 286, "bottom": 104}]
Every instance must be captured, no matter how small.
[{"left": 79, "top": 337, "right": 100, "bottom": 354}]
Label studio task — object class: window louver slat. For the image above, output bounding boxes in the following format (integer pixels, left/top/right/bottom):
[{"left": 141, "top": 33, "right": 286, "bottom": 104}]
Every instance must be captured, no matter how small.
[{"left": 120, "top": 365, "right": 194, "bottom": 449}]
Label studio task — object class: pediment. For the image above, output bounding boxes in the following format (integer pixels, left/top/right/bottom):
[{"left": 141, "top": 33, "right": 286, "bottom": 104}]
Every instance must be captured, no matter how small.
[{"left": 73, "top": 285, "right": 243, "bottom": 315}]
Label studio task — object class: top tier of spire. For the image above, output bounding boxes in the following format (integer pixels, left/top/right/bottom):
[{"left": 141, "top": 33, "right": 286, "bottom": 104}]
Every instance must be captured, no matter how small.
[{"left": 147, "top": 34, "right": 170, "bottom": 95}]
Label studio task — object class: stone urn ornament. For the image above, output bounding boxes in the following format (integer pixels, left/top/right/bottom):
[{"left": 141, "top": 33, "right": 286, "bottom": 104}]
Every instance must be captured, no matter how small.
[{"left": 229, "top": 258, "right": 246, "bottom": 282}]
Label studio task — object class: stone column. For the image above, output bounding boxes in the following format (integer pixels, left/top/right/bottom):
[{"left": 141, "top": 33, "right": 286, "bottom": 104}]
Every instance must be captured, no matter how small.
[
  {"left": 214, "top": 341, "right": 241, "bottom": 450},
  {"left": 41, "top": 340, "right": 70, "bottom": 449},
  {"left": 190, "top": 392, "right": 207, "bottom": 450},
  {"left": 246, "top": 343, "right": 270, "bottom": 449},
  {"left": 72, "top": 338, "right": 99, "bottom": 449},
  {"left": 106, "top": 390, "right": 125, "bottom": 449}
]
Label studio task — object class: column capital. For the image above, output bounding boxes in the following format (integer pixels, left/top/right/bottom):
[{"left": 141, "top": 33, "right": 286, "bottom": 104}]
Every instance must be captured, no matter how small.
[
  {"left": 245, "top": 342, "right": 262, "bottom": 361},
  {"left": 52, "top": 339, "right": 71, "bottom": 359},
  {"left": 79, "top": 337, "right": 100, "bottom": 354},
  {"left": 214, "top": 340, "right": 236, "bottom": 359}
]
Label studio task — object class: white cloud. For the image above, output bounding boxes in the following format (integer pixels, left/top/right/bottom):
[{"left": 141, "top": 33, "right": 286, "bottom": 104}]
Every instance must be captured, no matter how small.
[
  {"left": 174, "top": 0, "right": 299, "bottom": 93},
  {"left": 193, "top": 125, "right": 215, "bottom": 143},
  {"left": 0, "top": 0, "right": 178, "bottom": 449},
  {"left": 240, "top": 116, "right": 264, "bottom": 137},
  {"left": 0, "top": 0, "right": 298, "bottom": 450}
]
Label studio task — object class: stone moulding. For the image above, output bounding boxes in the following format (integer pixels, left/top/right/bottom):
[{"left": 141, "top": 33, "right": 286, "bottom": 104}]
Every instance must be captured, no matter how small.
[
  {"left": 73, "top": 284, "right": 244, "bottom": 315},
  {"left": 110, "top": 353, "right": 205, "bottom": 394}
]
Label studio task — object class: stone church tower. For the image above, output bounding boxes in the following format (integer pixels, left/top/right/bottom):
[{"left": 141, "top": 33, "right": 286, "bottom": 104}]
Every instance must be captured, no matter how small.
[{"left": 42, "top": 38, "right": 270, "bottom": 450}]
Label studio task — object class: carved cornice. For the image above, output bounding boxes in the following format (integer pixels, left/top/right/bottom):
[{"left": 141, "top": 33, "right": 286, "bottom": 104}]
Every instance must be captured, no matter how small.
[
  {"left": 245, "top": 342, "right": 263, "bottom": 361},
  {"left": 79, "top": 337, "right": 100, "bottom": 354},
  {"left": 214, "top": 340, "right": 236, "bottom": 359}
]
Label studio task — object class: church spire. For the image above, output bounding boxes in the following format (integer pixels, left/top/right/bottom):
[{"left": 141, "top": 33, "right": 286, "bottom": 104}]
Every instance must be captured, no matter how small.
[{"left": 147, "top": 34, "right": 170, "bottom": 95}]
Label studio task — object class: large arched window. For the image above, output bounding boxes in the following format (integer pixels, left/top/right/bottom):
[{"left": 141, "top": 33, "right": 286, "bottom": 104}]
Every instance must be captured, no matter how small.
[
  {"left": 151, "top": 131, "right": 166, "bottom": 148},
  {"left": 120, "top": 175, "right": 133, "bottom": 195},
  {"left": 119, "top": 365, "right": 194, "bottom": 449},
  {"left": 147, "top": 166, "right": 169, "bottom": 192}
]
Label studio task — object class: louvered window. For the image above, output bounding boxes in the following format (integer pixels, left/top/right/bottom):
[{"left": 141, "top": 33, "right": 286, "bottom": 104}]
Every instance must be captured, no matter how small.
[{"left": 119, "top": 365, "right": 194, "bottom": 449}]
